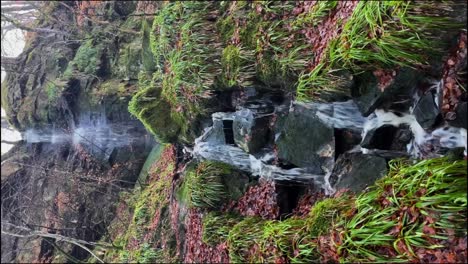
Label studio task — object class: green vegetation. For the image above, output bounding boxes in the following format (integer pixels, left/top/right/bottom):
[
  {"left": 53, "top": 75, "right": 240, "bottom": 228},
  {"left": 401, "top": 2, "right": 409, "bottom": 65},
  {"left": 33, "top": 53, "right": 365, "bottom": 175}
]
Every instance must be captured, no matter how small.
[
  {"left": 128, "top": 73, "right": 181, "bottom": 143},
  {"left": 219, "top": 45, "right": 255, "bottom": 88},
  {"left": 337, "top": 157, "right": 467, "bottom": 263},
  {"left": 198, "top": 157, "right": 467, "bottom": 263},
  {"left": 178, "top": 161, "right": 235, "bottom": 208},
  {"left": 202, "top": 212, "right": 241, "bottom": 246},
  {"left": 45, "top": 82, "right": 60, "bottom": 102},
  {"left": 226, "top": 194, "right": 352, "bottom": 263},
  {"left": 297, "top": 1, "right": 461, "bottom": 100},
  {"left": 70, "top": 39, "right": 101, "bottom": 75},
  {"left": 97, "top": 146, "right": 178, "bottom": 263}
]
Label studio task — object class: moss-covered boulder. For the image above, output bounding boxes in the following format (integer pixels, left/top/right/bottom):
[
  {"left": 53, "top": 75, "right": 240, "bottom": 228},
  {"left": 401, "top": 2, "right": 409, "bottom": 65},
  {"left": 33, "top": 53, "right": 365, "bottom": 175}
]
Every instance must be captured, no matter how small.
[{"left": 128, "top": 80, "right": 181, "bottom": 143}]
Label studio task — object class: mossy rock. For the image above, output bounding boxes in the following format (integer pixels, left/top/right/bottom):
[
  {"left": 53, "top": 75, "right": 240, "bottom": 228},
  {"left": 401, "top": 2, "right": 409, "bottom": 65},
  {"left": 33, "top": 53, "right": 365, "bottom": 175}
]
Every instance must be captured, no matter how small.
[{"left": 128, "top": 84, "right": 181, "bottom": 143}]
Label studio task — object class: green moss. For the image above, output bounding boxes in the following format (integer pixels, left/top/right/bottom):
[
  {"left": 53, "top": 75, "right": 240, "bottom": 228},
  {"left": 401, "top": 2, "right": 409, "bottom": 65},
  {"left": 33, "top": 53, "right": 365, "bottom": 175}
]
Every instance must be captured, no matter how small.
[
  {"left": 71, "top": 39, "right": 101, "bottom": 75},
  {"left": 141, "top": 19, "right": 157, "bottom": 73},
  {"left": 306, "top": 195, "right": 354, "bottom": 237},
  {"left": 128, "top": 74, "right": 181, "bottom": 143},
  {"left": 1, "top": 79, "right": 10, "bottom": 114}
]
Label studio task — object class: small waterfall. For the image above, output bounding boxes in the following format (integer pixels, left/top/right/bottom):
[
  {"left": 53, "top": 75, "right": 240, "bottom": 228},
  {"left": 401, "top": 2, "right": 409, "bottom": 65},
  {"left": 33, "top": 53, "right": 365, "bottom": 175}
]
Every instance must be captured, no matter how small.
[
  {"left": 191, "top": 107, "right": 334, "bottom": 193},
  {"left": 362, "top": 110, "right": 467, "bottom": 157},
  {"left": 23, "top": 110, "right": 152, "bottom": 159},
  {"left": 191, "top": 92, "right": 466, "bottom": 195},
  {"left": 296, "top": 100, "right": 366, "bottom": 131}
]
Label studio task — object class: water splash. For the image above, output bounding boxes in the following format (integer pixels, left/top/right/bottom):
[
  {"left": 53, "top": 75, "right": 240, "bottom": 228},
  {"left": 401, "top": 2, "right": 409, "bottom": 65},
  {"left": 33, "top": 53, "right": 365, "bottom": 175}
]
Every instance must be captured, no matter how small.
[
  {"left": 362, "top": 109, "right": 467, "bottom": 157},
  {"left": 191, "top": 95, "right": 466, "bottom": 195},
  {"left": 296, "top": 100, "right": 366, "bottom": 131}
]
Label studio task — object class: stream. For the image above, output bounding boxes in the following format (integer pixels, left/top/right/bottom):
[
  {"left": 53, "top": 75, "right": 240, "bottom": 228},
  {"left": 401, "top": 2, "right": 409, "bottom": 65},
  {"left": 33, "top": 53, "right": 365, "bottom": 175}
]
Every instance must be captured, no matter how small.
[{"left": 190, "top": 88, "right": 467, "bottom": 195}]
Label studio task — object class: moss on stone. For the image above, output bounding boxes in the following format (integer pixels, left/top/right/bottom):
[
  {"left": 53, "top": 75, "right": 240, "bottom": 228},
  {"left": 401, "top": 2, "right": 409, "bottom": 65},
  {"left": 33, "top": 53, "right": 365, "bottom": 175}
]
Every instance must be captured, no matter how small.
[{"left": 128, "top": 84, "right": 181, "bottom": 143}]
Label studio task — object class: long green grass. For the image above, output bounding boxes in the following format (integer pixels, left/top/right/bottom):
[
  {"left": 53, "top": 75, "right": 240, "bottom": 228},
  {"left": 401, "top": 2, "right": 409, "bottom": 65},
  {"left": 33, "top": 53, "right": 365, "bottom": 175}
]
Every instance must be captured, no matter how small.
[
  {"left": 202, "top": 212, "right": 241, "bottom": 246},
  {"left": 209, "top": 157, "right": 466, "bottom": 263},
  {"left": 178, "top": 161, "right": 235, "bottom": 208},
  {"left": 337, "top": 157, "right": 467, "bottom": 263},
  {"left": 297, "top": 1, "right": 462, "bottom": 101}
]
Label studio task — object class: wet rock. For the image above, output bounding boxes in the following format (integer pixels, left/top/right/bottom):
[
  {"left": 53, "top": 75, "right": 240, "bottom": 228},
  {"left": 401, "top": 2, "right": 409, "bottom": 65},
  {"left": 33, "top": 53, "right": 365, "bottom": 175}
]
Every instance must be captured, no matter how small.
[
  {"left": 330, "top": 153, "right": 388, "bottom": 193},
  {"left": 352, "top": 68, "right": 421, "bottom": 116},
  {"left": 334, "top": 128, "right": 362, "bottom": 159},
  {"left": 414, "top": 92, "right": 441, "bottom": 129},
  {"left": 276, "top": 104, "right": 334, "bottom": 171},
  {"left": 448, "top": 102, "right": 467, "bottom": 129},
  {"left": 233, "top": 109, "right": 270, "bottom": 154},
  {"left": 361, "top": 124, "right": 413, "bottom": 151}
]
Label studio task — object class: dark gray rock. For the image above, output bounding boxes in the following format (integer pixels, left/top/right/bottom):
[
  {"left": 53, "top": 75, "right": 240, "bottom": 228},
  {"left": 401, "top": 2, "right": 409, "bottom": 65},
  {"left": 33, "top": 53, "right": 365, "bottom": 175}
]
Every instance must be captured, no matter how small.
[
  {"left": 414, "top": 92, "right": 440, "bottom": 129},
  {"left": 352, "top": 68, "right": 421, "bottom": 116},
  {"left": 276, "top": 104, "right": 334, "bottom": 171},
  {"left": 361, "top": 124, "right": 413, "bottom": 151},
  {"left": 448, "top": 102, "right": 467, "bottom": 129},
  {"left": 334, "top": 128, "right": 362, "bottom": 159},
  {"left": 233, "top": 109, "right": 270, "bottom": 154},
  {"left": 330, "top": 152, "right": 388, "bottom": 193}
]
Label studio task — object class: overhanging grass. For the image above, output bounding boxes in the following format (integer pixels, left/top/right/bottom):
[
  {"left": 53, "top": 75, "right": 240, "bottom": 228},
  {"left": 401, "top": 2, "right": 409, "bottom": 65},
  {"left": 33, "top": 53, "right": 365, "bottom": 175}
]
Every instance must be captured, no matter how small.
[
  {"left": 202, "top": 212, "right": 241, "bottom": 246},
  {"left": 337, "top": 157, "right": 467, "bottom": 263},
  {"left": 297, "top": 1, "right": 462, "bottom": 101},
  {"left": 209, "top": 157, "right": 466, "bottom": 263},
  {"left": 178, "top": 161, "right": 236, "bottom": 208}
]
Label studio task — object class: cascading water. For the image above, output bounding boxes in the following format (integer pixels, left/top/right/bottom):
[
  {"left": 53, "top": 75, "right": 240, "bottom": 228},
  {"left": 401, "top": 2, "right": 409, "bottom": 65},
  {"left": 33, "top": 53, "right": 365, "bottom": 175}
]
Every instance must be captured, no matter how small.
[
  {"left": 190, "top": 87, "right": 467, "bottom": 195},
  {"left": 23, "top": 110, "right": 153, "bottom": 160}
]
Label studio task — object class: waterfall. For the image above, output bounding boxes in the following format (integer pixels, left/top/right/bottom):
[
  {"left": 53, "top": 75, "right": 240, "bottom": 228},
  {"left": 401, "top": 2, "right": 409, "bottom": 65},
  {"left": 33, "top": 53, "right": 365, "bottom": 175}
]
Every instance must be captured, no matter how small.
[
  {"left": 23, "top": 110, "right": 152, "bottom": 159},
  {"left": 191, "top": 93, "right": 466, "bottom": 195}
]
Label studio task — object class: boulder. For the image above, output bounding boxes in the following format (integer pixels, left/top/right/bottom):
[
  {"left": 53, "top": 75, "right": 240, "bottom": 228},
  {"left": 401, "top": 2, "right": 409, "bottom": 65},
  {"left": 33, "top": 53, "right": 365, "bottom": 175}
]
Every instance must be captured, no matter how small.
[
  {"left": 276, "top": 104, "right": 334, "bottom": 171},
  {"left": 414, "top": 92, "right": 440, "bottom": 129},
  {"left": 361, "top": 124, "right": 413, "bottom": 151},
  {"left": 233, "top": 108, "right": 270, "bottom": 154},
  {"left": 352, "top": 68, "right": 421, "bottom": 116},
  {"left": 334, "top": 128, "right": 362, "bottom": 158},
  {"left": 448, "top": 102, "right": 467, "bottom": 129},
  {"left": 330, "top": 152, "right": 388, "bottom": 193}
]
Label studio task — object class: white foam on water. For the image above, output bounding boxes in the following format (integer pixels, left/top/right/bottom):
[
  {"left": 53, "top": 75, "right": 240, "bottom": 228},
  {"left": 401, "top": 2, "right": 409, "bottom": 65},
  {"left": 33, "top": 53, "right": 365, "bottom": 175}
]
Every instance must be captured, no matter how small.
[{"left": 362, "top": 109, "right": 467, "bottom": 158}]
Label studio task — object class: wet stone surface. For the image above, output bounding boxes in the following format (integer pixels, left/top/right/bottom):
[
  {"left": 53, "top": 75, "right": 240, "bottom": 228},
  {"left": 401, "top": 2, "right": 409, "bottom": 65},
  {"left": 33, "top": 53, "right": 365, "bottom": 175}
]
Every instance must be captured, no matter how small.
[{"left": 330, "top": 152, "right": 388, "bottom": 193}]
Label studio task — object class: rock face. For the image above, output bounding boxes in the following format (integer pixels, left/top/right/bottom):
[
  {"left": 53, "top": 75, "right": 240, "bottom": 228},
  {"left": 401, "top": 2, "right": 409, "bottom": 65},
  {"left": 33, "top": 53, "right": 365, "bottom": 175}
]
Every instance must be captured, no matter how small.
[
  {"left": 233, "top": 109, "right": 270, "bottom": 154},
  {"left": 276, "top": 104, "right": 334, "bottom": 172},
  {"left": 0, "top": 3, "right": 153, "bottom": 263},
  {"left": 414, "top": 92, "right": 441, "bottom": 129},
  {"left": 1, "top": 3, "right": 143, "bottom": 132},
  {"left": 352, "top": 68, "right": 421, "bottom": 116},
  {"left": 1, "top": 136, "right": 153, "bottom": 263},
  {"left": 330, "top": 153, "right": 388, "bottom": 193},
  {"left": 448, "top": 101, "right": 467, "bottom": 129},
  {"left": 361, "top": 124, "right": 413, "bottom": 151}
]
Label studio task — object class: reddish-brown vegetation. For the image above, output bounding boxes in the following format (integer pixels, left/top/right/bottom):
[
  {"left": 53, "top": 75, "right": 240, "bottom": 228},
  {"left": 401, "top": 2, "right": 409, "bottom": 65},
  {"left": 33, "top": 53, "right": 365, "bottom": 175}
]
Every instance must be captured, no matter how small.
[
  {"left": 441, "top": 31, "right": 467, "bottom": 118},
  {"left": 234, "top": 179, "right": 279, "bottom": 220},
  {"left": 184, "top": 209, "right": 230, "bottom": 263}
]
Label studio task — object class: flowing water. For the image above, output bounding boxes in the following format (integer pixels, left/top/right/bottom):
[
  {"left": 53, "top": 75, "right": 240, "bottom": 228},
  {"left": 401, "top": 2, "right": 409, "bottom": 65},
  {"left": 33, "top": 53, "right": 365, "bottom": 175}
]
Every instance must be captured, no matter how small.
[
  {"left": 23, "top": 110, "right": 153, "bottom": 159},
  {"left": 191, "top": 92, "right": 467, "bottom": 194}
]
